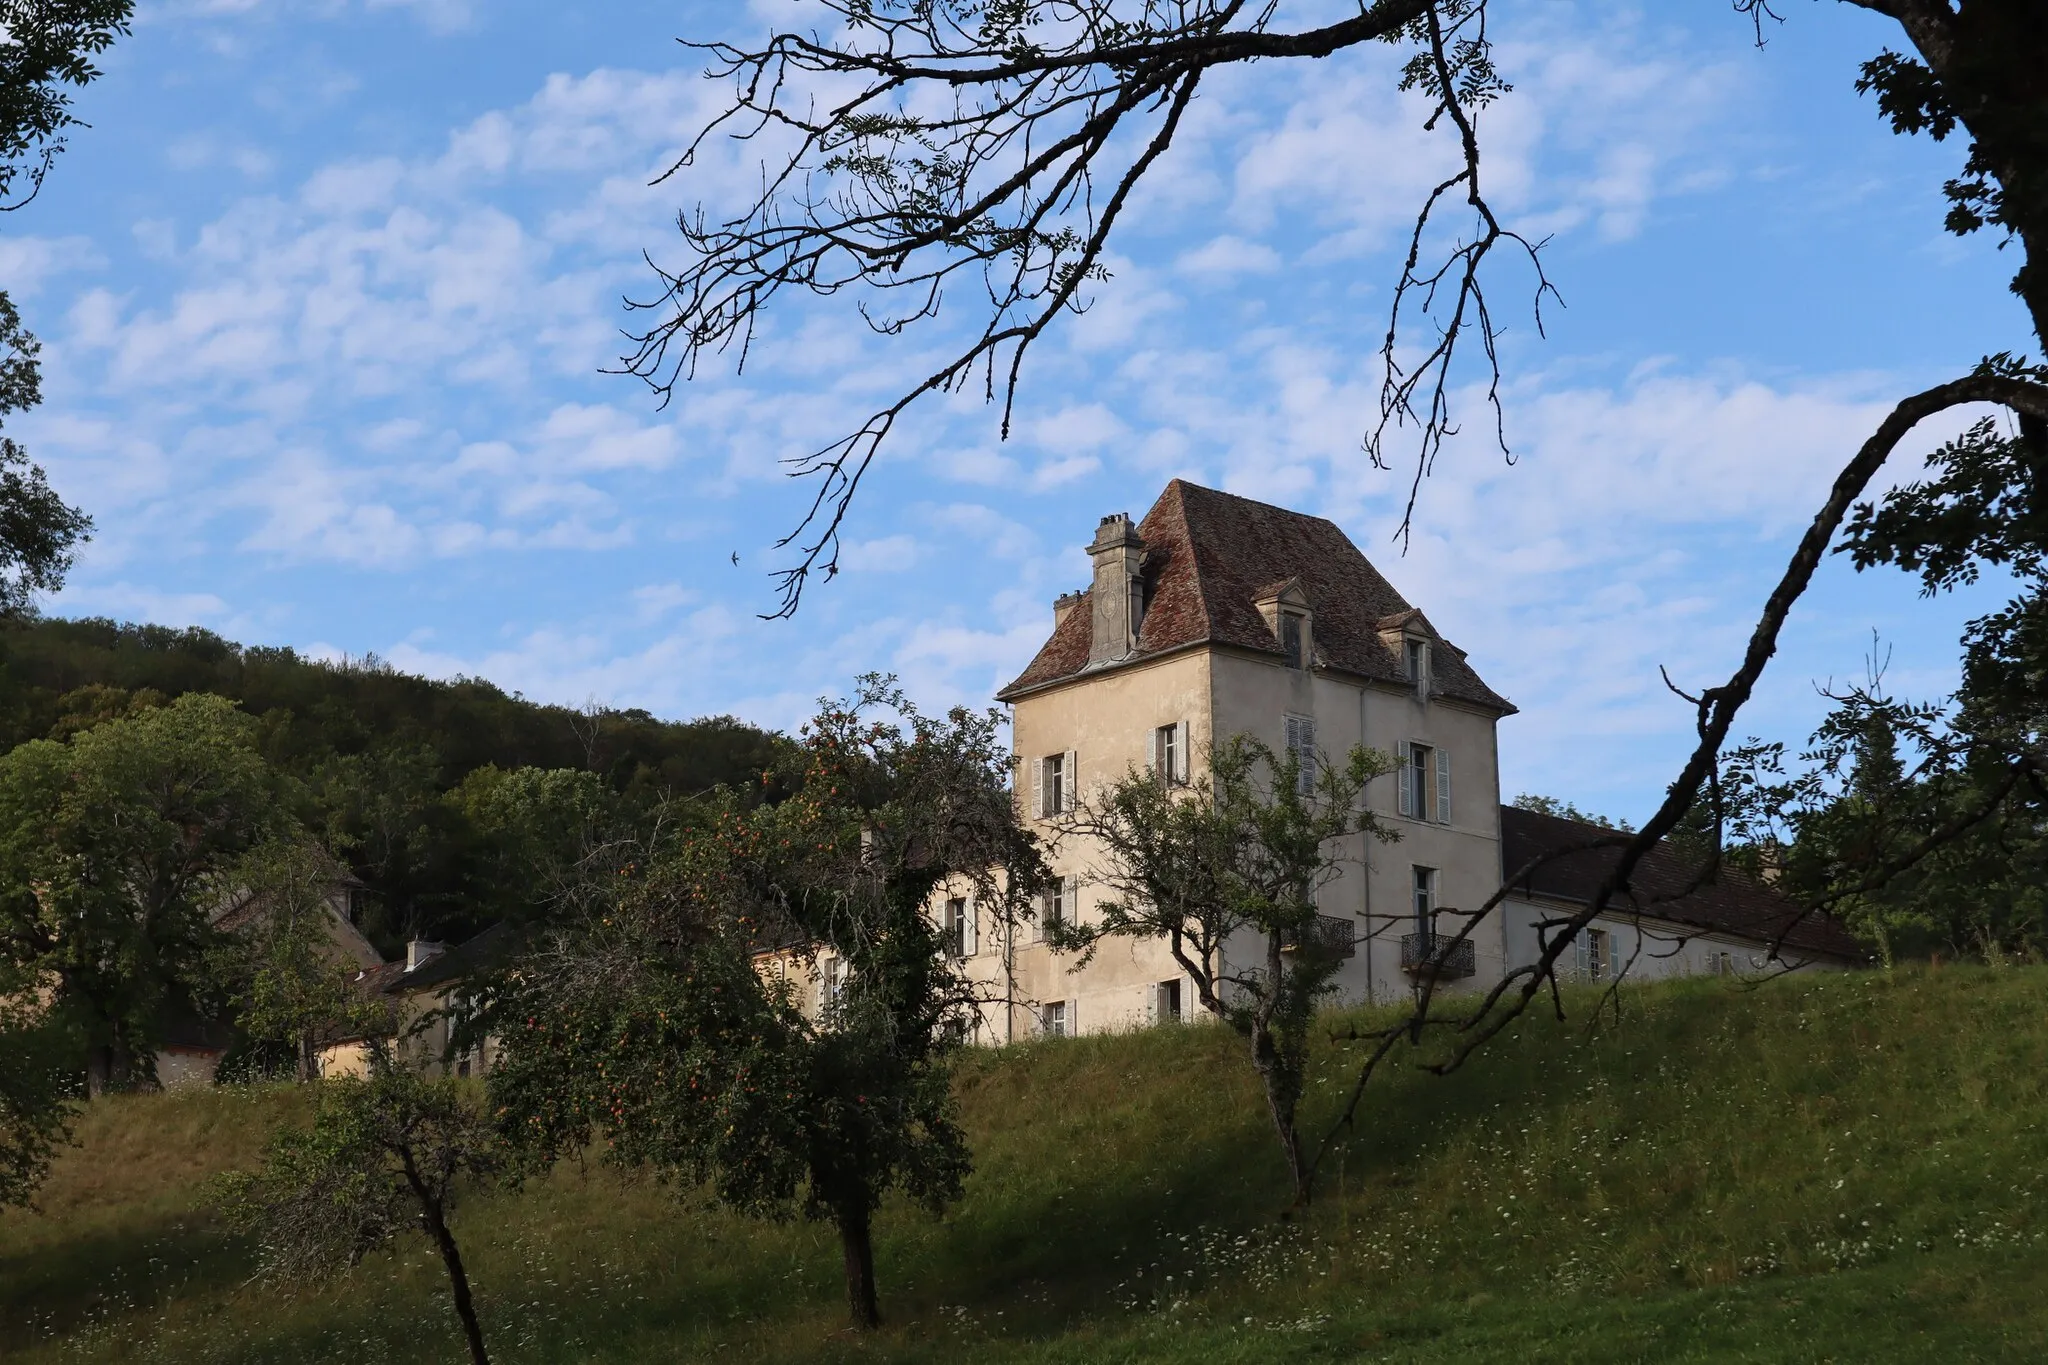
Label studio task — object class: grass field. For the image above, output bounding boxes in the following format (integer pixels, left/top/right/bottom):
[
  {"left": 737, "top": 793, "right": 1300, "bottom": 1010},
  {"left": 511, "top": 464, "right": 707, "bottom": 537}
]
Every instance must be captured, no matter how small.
[{"left": 6, "top": 965, "right": 2048, "bottom": 1363}]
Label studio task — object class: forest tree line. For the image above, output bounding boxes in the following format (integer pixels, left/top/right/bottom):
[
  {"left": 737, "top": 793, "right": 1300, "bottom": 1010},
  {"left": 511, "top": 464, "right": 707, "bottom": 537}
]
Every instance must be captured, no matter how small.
[{"left": 0, "top": 616, "right": 786, "bottom": 955}]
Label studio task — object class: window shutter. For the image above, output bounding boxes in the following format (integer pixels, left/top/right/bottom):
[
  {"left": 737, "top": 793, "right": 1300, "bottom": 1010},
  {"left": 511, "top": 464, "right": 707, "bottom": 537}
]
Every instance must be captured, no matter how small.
[
  {"left": 962, "top": 898, "right": 978, "bottom": 956},
  {"left": 1575, "top": 931, "right": 1590, "bottom": 979},
  {"left": 1148, "top": 727, "right": 1161, "bottom": 777},
  {"left": 1436, "top": 747, "right": 1453, "bottom": 825},
  {"left": 1062, "top": 750, "right": 1077, "bottom": 812},
  {"left": 1173, "top": 721, "right": 1189, "bottom": 783},
  {"left": 1033, "top": 756, "right": 1045, "bottom": 818},
  {"left": 1396, "top": 740, "right": 1412, "bottom": 817}
]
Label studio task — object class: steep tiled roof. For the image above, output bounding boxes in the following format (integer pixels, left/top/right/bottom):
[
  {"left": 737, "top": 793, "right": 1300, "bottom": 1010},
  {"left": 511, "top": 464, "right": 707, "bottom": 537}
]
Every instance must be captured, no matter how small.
[
  {"left": 999, "top": 480, "right": 1513, "bottom": 710},
  {"left": 395, "top": 921, "right": 522, "bottom": 992},
  {"left": 1499, "top": 805, "right": 1866, "bottom": 963}
]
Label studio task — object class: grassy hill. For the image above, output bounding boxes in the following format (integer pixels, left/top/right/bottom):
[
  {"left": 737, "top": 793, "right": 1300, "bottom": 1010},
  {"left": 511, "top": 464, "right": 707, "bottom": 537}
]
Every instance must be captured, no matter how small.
[{"left": 7, "top": 966, "right": 2048, "bottom": 1363}]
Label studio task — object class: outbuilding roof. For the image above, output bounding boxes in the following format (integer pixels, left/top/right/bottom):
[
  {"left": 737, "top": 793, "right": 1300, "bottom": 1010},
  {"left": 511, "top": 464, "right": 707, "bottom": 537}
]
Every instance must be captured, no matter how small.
[
  {"left": 998, "top": 479, "right": 1512, "bottom": 711},
  {"left": 1499, "top": 805, "right": 1866, "bottom": 963}
]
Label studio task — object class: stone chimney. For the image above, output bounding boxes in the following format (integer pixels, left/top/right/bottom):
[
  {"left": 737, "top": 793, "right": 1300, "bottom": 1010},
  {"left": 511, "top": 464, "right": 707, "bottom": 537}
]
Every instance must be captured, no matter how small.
[
  {"left": 405, "top": 939, "right": 446, "bottom": 973},
  {"left": 1086, "top": 513, "right": 1146, "bottom": 665},
  {"left": 1053, "top": 589, "right": 1086, "bottom": 632}
]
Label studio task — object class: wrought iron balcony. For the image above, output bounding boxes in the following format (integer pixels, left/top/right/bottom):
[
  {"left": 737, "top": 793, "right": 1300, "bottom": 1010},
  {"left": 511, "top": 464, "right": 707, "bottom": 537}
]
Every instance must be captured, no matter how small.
[
  {"left": 1401, "top": 931, "right": 1476, "bottom": 979},
  {"left": 1279, "top": 913, "right": 1357, "bottom": 959}
]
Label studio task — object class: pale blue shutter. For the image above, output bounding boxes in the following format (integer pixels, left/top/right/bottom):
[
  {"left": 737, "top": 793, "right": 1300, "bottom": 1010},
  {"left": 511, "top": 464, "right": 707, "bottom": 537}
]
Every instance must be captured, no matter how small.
[
  {"left": 1436, "top": 748, "right": 1452, "bottom": 825},
  {"left": 1396, "top": 740, "right": 1413, "bottom": 817}
]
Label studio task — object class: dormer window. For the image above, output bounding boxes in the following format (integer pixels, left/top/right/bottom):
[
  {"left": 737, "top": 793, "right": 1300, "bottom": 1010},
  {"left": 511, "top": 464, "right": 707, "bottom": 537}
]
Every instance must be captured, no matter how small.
[
  {"left": 1281, "top": 613, "right": 1305, "bottom": 670},
  {"left": 1405, "top": 637, "right": 1429, "bottom": 694},
  {"left": 1254, "top": 579, "right": 1313, "bottom": 672}
]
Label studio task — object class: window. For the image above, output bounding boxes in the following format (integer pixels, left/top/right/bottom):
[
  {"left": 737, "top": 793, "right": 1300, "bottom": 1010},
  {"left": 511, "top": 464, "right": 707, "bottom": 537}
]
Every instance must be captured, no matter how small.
[
  {"left": 1153, "top": 721, "right": 1189, "bottom": 785},
  {"left": 450, "top": 990, "right": 477, "bottom": 1078},
  {"left": 1035, "top": 751, "right": 1076, "bottom": 818},
  {"left": 1577, "top": 928, "right": 1611, "bottom": 981},
  {"left": 1284, "top": 715, "right": 1317, "bottom": 796},
  {"left": 1042, "top": 1000, "right": 1069, "bottom": 1038},
  {"left": 1395, "top": 741, "right": 1452, "bottom": 824},
  {"left": 1411, "top": 866, "right": 1436, "bottom": 937},
  {"left": 1281, "top": 613, "right": 1306, "bottom": 670},
  {"left": 943, "top": 897, "right": 976, "bottom": 958},
  {"left": 820, "top": 956, "right": 849, "bottom": 1011},
  {"left": 1405, "top": 637, "right": 1428, "bottom": 694},
  {"left": 1154, "top": 979, "right": 1183, "bottom": 1024},
  {"left": 1037, "top": 876, "right": 1073, "bottom": 941}
]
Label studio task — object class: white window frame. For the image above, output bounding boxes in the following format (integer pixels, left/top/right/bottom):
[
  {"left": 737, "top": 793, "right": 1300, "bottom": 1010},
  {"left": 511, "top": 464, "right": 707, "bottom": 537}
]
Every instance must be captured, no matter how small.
[
  {"left": 1042, "top": 1000, "right": 1069, "bottom": 1038},
  {"left": 1405, "top": 637, "right": 1429, "bottom": 695},
  {"left": 1037, "top": 875, "right": 1073, "bottom": 942},
  {"left": 1034, "top": 751, "right": 1078, "bottom": 818},
  {"left": 1411, "top": 865, "right": 1436, "bottom": 937},
  {"left": 819, "top": 956, "right": 849, "bottom": 1012},
  {"left": 1395, "top": 740, "right": 1451, "bottom": 825},
  {"left": 943, "top": 896, "right": 977, "bottom": 958},
  {"left": 1152, "top": 721, "right": 1190, "bottom": 786},
  {"left": 1284, "top": 714, "right": 1317, "bottom": 797},
  {"left": 1281, "top": 612, "right": 1307, "bottom": 670},
  {"left": 1577, "top": 927, "right": 1611, "bottom": 981}
]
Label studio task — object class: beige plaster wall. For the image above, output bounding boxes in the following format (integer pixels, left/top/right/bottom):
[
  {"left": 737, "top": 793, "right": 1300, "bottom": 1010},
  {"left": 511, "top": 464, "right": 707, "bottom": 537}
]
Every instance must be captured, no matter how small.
[
  {"left": 1207, "top": 649, "right": 1507, "bottom": 1008},
  {"left": 982, "top": 644, "right": 1511, "bottom": 1036},
  {"left": 155, "top": 1046, "right": 222, "bottom": 1089},
  {"left": 1500, "top": 896, "right": 1847, "bottom": 981},
  {"left": 996, "top": 650, "right": 1217, "bottom": 1039},
  {"left": 313, "top": 985, "right": 500, "bottom": 1080}
]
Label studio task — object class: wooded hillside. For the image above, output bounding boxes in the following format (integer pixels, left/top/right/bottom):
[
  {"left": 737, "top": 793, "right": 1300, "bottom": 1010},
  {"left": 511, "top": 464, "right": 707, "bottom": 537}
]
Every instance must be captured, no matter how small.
[{"left": 0, "top": 618, "right": 785, "bottom": 953}]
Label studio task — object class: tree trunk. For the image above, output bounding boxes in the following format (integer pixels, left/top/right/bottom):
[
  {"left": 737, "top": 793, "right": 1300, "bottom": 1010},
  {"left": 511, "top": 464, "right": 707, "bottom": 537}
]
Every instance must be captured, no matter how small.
[
  {"left": 835, "top": 1201, "right": 881, "bottom": 1330},
  {"left": 1249, "top": 1022, "right": 1311, "bottom": 1207},
  {"left": 419, "top": 1193, "right": 491, "bottom": 1365},
  {"left": 86, "top": 1035, "right": 143, "bottom": 1098}
]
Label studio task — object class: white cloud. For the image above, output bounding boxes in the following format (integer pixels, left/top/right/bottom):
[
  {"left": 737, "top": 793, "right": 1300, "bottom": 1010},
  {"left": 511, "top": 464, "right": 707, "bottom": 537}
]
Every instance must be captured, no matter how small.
[
  {"left": 631, "top": 582, "right": 696, "bottom": 622},
  {"left": 1176, "top": 235, "right": 1282, "bottom": 278},
  {"left": 60, "top": 582, "right": 230, "bottom": 626},
  {"left": 1211, "top": 7, "right": 1741, "bottom": 257},
  {"left": 841, "top": 534, "right": 919, "bottom": 573},
  {"left": 533, "top": 403, "right": 680, "bottom": 472},
  {"left": 0, "top": 236, "right": 101, "bottom": 296}
]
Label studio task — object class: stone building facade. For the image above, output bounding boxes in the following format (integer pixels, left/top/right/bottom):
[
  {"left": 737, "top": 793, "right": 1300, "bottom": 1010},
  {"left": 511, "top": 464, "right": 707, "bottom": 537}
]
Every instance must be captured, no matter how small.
[{"left": 918, "top": 480, "right": 1858, "bottom": 1044}]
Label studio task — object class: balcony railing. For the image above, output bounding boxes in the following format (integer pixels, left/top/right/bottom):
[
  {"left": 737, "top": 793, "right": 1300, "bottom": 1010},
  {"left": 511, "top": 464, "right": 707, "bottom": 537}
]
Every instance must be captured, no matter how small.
[
  {"left": 1279, "top": 914, "right": 1357, "bottom": 959},
  {"left": 1401, "top": 931, "right": 1476, "bottom": 979}
]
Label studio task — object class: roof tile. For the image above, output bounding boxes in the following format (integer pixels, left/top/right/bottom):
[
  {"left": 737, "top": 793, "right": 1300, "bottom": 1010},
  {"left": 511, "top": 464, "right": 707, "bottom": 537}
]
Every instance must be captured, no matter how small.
[
  {"left": 999, "top": 480, "right": 1512, "bottom": 711},
  {"left": 1499, "top": 805, "right": 1865, "bottom": 962}
]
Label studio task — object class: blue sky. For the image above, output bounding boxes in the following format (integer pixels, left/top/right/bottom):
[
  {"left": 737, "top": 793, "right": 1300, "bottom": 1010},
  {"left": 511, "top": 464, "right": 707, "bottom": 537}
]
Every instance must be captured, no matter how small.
[{"left": 7, "top": 0, "right": 2035, "bottom": 822}]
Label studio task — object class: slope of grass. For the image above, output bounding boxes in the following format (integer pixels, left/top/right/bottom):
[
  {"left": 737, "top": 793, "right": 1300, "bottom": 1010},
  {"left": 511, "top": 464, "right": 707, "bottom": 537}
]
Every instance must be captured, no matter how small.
[{"left": 6, "top": 965, "right": 2048, "bottom": 1362}]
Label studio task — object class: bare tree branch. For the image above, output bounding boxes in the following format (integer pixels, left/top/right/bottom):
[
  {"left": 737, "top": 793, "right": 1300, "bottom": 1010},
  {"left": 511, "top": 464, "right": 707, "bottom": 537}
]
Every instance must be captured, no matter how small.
[
  {"left": 628, "top": 1, "right": 1538, "bottom": 615},
  {"left": 1310, "top": 370, "right": 2048, "bottom": 1171}
]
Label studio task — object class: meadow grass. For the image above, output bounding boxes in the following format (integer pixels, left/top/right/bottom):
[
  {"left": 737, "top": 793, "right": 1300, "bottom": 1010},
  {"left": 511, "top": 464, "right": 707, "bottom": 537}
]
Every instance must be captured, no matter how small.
[{"left": 6, "top": 964, "right": 2048, "bottom": 1362}]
